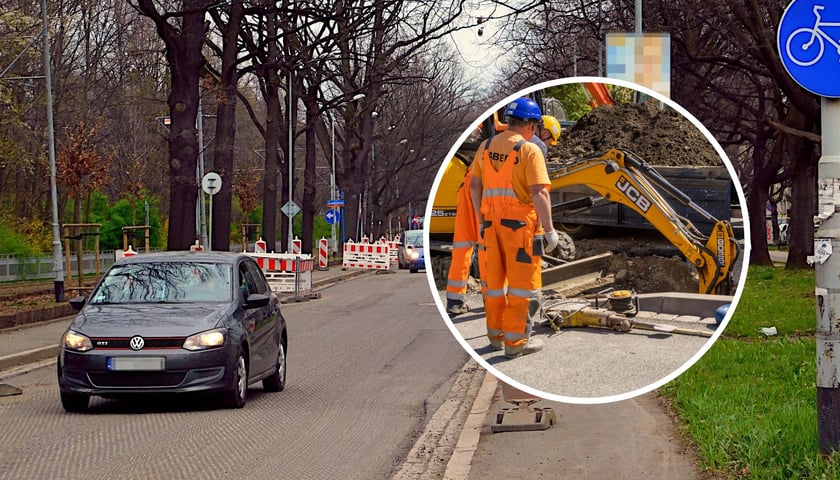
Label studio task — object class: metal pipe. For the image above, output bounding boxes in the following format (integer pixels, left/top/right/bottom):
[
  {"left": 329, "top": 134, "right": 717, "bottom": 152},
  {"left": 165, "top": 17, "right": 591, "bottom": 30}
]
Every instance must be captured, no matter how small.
[{"left": 816, "top": 97, "right": 840, "bottom": 454}]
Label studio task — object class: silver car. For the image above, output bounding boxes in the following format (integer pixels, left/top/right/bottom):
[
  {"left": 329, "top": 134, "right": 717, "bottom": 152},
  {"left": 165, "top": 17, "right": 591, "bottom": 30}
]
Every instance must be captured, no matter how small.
[{"left": 57, "top": 251, "right": 287, "bottom": 411}]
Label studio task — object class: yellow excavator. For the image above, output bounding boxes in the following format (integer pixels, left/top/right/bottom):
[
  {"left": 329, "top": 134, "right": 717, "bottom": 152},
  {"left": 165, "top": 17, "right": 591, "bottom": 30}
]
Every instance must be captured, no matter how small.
[
  {"left": 546, "top": 148, "right": 738, "bottom": 294},
  {"left": 427, "top": 86, "right": 739, "bottom": 295}
]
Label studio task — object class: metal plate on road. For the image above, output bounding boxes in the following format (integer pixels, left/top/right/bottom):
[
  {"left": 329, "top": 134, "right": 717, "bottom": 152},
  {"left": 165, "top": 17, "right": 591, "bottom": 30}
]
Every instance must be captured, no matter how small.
[{"left": 107, "top": 357, "right": 165, "bottom": 371}]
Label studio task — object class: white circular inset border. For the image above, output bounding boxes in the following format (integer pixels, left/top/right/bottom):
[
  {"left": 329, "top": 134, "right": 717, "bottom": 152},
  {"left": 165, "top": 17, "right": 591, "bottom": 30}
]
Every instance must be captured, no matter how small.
[{"left": 422, "top": 76, "right": 751, "bottom": 405}]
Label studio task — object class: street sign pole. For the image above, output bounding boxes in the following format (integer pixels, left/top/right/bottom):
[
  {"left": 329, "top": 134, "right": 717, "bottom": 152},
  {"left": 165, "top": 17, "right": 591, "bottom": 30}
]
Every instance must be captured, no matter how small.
[
  {"left": 778, "top": 0, "right": 840, "bottom": 454},
  {"left": 816, "top": 98, "right": 840, "bottom": 454}
]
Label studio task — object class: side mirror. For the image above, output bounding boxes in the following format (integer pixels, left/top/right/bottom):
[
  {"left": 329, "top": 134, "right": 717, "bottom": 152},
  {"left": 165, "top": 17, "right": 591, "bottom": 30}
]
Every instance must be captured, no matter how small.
[
  {"left": 69, "top": 296, "right": 87, "bottom": 311},
  {"left": 244, "top": 293, "right": 270, "bottom": 309}
]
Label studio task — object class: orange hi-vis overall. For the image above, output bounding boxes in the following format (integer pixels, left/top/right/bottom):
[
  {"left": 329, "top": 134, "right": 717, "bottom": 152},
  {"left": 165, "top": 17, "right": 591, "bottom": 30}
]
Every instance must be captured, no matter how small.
[
  {"left": 445, "top": 167, "right": 487, "bottom": 310},
  {"left": 479, "top": 139, "right": 544, "bottom": 349}
]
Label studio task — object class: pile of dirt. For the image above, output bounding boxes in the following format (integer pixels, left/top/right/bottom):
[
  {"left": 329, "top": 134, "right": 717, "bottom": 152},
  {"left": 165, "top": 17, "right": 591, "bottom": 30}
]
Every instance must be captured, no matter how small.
[{"left": 548, "top": 102, "right": 721, "bottom": 167}]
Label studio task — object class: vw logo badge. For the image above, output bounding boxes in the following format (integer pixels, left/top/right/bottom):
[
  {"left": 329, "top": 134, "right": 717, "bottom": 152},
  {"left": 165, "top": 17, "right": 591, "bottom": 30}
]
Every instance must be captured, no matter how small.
[{"left": 129, "top": 336, "right": 145, "bottom": 351}]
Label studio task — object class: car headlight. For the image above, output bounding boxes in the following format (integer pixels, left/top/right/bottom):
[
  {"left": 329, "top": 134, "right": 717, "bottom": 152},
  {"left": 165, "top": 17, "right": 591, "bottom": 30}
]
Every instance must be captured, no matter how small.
[
  {"left": 410, "top": 251, "right": 419, "bottom": 260},
  {"left": 64, "top": 330, "right": 93, "bottom": 352},
  {"left": 183, "top": 328, "right": 226, "bottom": 351}
]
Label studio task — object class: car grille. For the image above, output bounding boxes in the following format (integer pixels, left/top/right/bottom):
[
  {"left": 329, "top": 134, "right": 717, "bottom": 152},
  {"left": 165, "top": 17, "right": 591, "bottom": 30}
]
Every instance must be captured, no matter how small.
[
  {"left": 88, "top": 371, "right": 187, "bottom": 388},
  {"left": 91, "top": 337, "right": 185, "bottom": 350}
]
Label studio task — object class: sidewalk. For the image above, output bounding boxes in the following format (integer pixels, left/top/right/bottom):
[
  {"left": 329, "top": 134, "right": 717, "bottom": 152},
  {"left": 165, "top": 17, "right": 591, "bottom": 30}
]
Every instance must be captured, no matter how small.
[
  {"left": 0, "top": 266, "right": 371, "bottom": 376},
  {"left": 449, "top": 373, "right": 699, "bottom": 480}
]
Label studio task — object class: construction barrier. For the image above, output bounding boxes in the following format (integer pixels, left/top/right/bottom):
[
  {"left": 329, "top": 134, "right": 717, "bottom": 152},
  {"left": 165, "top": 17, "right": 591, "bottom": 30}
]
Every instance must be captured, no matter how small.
[
  {"left": 292, "top": 237, "right": 302, "bottom": 254},
  {"left": 342, "top": 238, "right": 391, "bottom": 271},
  {"left": 255, "top": 238, "right": 267, "bottom": 254},
  {"left": 247, "top": 251, "right": 314, "bottom": 296},
  {"left": 382, "top": 236, "right": 400, "bottom": 270},
  {"left": 317, "top": 237, "right": 329, "bottom": 270}
]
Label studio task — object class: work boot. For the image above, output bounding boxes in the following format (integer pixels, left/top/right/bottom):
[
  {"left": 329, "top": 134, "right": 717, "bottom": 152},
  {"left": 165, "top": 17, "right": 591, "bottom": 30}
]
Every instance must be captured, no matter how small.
[
  {"left": 446, "top": 302, "right": 470, "bottom": 318},
  {"left": 504, "top": 337, "right": 544, "bottom": 359},
  {"left": 489, "top": 339, "right": 504, "bottom": 351}
]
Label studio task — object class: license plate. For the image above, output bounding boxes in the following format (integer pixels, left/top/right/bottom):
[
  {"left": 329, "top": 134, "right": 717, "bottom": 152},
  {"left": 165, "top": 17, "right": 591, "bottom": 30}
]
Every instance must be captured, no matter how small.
[{"left": 107, "top": 357, "right": 165, "bottom": 371}]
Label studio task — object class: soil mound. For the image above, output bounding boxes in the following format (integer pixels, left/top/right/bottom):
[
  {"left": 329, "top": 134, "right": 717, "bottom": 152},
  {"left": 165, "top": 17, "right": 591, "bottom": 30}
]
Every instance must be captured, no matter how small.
[{"left": 549, "top": 102, "right": 721, "bottom": 167}]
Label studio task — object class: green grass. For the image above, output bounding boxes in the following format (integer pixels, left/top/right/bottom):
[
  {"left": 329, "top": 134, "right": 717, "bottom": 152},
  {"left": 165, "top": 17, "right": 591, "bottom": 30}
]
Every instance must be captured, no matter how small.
[
  {"left": 660, "top": 266, "right": 840, "bottom": 479},
  {"left": 725, "top": 266, "right": 815, "bottom": 337}
]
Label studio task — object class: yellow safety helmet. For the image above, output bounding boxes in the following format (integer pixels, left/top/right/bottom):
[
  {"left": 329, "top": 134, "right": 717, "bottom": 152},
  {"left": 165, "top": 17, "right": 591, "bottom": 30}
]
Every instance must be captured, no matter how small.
[{"left": 541, "top": 115, "right": 562, "bottom": 146}]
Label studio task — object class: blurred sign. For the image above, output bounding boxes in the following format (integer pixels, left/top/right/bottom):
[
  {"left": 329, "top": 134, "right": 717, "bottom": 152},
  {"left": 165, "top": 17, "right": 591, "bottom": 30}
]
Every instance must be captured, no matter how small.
[{"left": 606, "top": 33, "right": 671, "bottom": 98}]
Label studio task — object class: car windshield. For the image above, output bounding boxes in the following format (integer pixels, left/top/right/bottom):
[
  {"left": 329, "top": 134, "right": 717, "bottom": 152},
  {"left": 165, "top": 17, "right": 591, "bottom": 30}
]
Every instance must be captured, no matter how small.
[
  {"left": 89, "top": 262, "right": 233, "bottom": 304},
  {"left": 404, "top": 230, "right": 423, "bottom": 247}
]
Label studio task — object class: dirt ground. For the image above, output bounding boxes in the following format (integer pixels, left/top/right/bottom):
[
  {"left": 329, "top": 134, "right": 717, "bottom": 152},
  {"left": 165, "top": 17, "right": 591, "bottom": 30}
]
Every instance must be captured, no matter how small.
[
  {"left": 549, "top": 102, "right": 721, "bottom": 167},
  {"left": 574, "top": 229, "right": 701, "bottom": 294}
]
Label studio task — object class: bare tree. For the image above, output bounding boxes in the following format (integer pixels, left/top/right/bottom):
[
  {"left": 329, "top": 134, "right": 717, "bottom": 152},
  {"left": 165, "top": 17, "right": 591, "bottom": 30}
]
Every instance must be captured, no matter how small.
[{"left": 133, "top": 0, "right": 210, "bottom": 250}]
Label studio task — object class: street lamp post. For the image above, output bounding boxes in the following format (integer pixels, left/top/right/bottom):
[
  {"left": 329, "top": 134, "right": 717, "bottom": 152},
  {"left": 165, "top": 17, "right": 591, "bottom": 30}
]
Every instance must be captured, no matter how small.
[
  {"left": 287, "top": 70, "right": 294, "bottom": 253},
  {"left": 42, "top": 0, "right": 64, "bottom": 302}
]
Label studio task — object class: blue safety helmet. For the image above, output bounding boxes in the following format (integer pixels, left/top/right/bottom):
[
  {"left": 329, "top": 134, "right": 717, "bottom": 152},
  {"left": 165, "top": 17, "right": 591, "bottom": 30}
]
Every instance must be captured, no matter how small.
[{"left": 503, "top": 97, "right": 543, "bottom": 124}]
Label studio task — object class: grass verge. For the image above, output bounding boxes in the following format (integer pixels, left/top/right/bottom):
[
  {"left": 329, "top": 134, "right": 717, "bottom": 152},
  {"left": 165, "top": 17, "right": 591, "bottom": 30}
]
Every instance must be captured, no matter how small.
[{"left": 660, "top": 265, "right": 840, "bottom": 479}]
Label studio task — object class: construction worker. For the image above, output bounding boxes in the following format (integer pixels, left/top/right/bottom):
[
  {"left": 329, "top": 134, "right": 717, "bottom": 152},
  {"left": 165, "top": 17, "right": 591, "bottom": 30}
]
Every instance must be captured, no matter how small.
[
  {"left": 469, "top": 97, "right": 560, "bottom": 358},
  {"left": 527, "top": 115, "right": 562, "bottom": 157},
  {"left": 444, "top": 165, "right": 484, "bottom": 317},
  {"left": 444, "top": 116, "right": 562, "bottom": 318}
]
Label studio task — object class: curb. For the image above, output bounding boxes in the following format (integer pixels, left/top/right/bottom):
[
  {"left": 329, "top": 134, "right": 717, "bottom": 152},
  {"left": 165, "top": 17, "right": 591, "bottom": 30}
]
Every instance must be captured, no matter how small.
[
  {"left": 0, "top": 345, "right": 59, "bottom": 373},
  {"left": 0, "top": 269, "right": 375, "bottom": 374},
  {"left": 443, "top": 372, "right": 498, "bottom": 479}
]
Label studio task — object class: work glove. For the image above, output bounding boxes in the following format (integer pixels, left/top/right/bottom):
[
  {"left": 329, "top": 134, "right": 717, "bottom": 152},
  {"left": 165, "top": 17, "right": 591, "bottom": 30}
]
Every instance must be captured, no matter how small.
[{"left": 544, "top": 230, "right": 560, "bottom": 253}]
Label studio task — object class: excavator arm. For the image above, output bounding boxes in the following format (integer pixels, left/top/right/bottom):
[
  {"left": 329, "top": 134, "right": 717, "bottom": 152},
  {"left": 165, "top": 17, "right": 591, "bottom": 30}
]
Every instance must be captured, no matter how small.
[{"left": 549, "top": 149, "right": 739, "bottom": 295}]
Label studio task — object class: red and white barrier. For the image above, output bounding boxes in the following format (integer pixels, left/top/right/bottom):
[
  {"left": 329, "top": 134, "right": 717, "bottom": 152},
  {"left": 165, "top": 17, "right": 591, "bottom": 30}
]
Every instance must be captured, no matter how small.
[
  {"left": 317, "top": 237, "right": 329, "bottom": 270},
  {"left": 291, "top": 237, "right": 302, "bottom": 254},
  {"left": 247, "top": 251, "right": 314, "bottom": 295},
  {"left": 342, "top": 238, "right": 391, "bottom": 270}
]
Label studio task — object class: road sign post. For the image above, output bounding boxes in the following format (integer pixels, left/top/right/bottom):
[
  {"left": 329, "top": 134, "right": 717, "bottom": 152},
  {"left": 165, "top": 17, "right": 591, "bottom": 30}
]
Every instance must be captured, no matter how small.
[
  {"left": 201, "top": 172, "right": 222, "bottom": 251},
  {"left": 779, "top": 0, "right": 840, "bottom": 455}
]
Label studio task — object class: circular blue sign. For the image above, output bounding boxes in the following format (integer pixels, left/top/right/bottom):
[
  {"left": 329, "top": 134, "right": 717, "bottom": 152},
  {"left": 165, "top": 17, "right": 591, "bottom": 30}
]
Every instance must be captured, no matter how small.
[
  {"left": 778, "top": 1, "right": 840, "bottom": 97},
  {"left": 325, "top": 209, "right": 340, "bottom": 225}
]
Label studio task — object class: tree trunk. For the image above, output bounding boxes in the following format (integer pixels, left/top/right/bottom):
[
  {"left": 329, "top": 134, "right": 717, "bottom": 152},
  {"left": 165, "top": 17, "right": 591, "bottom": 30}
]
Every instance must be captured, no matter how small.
[
  {"left": 747, "top": 145, "right": 778, "bottom": 266},
  {"left": 260, "top": 15, "right": 282, "bottom": 253},
  {"left": 210, "top": 0, "right": 244, "bottom": 252},
  {"left": 786, "top": 137, "right": 818, "bottom": 270},
  {"left": 136, "top": 0, "right": 208, "bottom": 250},
  {"left": 301, "top": 84, "right": 320, "bottom": 254}
]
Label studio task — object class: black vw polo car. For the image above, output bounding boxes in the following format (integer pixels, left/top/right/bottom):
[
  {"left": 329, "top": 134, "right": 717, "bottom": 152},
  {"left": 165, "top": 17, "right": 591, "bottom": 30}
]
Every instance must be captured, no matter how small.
[{"left": 58, "top": 251, "right": 287, "bottom": 412}]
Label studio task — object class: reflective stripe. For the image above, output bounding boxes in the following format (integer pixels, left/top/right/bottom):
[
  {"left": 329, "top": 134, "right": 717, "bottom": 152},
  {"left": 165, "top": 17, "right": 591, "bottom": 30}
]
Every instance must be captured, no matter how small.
[
  {"left": 487, "top": 327, "right": 503, "bottom": 338},
  {"left": 446, "top": 291, "right": 465, "bottom": 301},
  {"left": 507, "top": 287, "right": 539, "bottom": 299},
  {"left": 482, "top": 187, "right": 517, "bottom": 200},
  {"left": 504, "top": 331, "right": 529, "bottom": 341},
  {"left": 452, "top": 241, "right": 475, "bottom": 249},
  {"left": 485, "top": 288, "right": 506, "bottom": 298},
  {"left": 447, "top": 279, "right": 467, "bottom": 288}
]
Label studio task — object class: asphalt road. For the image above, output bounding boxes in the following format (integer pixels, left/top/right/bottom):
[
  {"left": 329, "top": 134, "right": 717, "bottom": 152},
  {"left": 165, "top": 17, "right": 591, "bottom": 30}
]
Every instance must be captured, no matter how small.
[{"left": 0, "top": 270, "right": 470, "bottom": 480}]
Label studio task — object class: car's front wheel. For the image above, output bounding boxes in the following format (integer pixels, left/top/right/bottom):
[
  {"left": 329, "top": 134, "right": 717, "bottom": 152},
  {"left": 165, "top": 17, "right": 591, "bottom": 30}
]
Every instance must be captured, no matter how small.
[
  {"left": 60, "top": 391, "right": 89, "bottom": 412},
  {"left": 262, "top": 340, "right": 286, "bottom": 392},
  {"left": 221, "top": 349, "right": 248, "bottom": 409}
]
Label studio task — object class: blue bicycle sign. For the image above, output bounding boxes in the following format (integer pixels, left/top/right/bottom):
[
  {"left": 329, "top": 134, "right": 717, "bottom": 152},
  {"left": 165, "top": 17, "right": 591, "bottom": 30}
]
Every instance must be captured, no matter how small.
[{"left": 778, "top": 1, "right": 840, "bottom": 97}]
